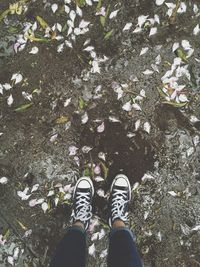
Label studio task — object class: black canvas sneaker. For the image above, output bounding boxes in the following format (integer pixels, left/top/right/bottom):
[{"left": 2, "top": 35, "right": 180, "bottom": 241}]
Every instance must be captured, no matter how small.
[
  {"left": 71, "top": 177, "right": 94, "bottom": 230},
  {"left": 109, "top": 174, "right": 131, "bottom": 227}
]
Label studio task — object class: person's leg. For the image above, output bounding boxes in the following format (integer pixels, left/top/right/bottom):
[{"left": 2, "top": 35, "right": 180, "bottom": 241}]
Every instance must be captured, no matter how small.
[
  {"left": 49, "top": 226, "right": 86, "bottom": 267},
  {"left": 107, "top": 174, "right": 143, "bottom": 267},
  {"left": 49, "top": 176, "right": 94, "bottom": 267},
  {"left": 107, "top": 224, "right": 143, "bottom": 267}
]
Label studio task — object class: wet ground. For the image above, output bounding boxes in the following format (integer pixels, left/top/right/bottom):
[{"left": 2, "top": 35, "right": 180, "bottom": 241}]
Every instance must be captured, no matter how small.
[{"left": 0, "top": 0, "right": 200, "bottom": 266}]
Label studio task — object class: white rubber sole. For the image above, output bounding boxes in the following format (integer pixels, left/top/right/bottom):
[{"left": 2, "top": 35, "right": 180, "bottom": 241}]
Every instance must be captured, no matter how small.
[{"left": 110, "top": 174, "right": 131, "bottom": 201}]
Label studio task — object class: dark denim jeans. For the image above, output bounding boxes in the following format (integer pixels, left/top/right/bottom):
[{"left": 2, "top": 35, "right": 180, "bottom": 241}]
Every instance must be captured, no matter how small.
[{"left": 49, "top": 226, "right": 143, "bottom": 267}]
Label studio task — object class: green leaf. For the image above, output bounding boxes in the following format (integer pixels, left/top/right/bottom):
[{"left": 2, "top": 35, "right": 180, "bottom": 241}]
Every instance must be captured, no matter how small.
[
  {"left": 76, "top": 0, "right": 86, "bottom": 7},
  {"left": 7, "top": 26, "right": 18, "bottom": 33},
  {"left": 96, "top": 0, "right": 102, "bottom": 12},
  {"left": 162, "top": 101, "right": 188, "bottom": 107},
  {"left": 100, "top": 16, "right": 106, "bottom": 27},
  {"left": 104, "top": 29, "right": 114, "bottom": 40},
  {"left": 15, "top": 103, "right": 33, "bottom": 112},
  {"left": 83, "top": 167, "right": 91, "bottom": 177},
  {"left": 62, "top": 23, "right": 67, "bottom": 32},
  {"left": 79, "top": 97, "right": 85, "bottom": 110},
  {"left": 3, "top": 229, "right": 10, "bottom": 239},
  {"left": 36, "top": 16, "right": 49, "bottom": 29},
  {"left": 156, "top": 87, "right": 168, "bottom": 98},
  {"left": 174, "top": 48, "right": 188, "bottom": 62}
]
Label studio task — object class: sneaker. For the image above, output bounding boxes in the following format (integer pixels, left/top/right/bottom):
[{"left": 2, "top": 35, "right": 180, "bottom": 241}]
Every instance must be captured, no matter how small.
[
  {"left": 72, "top": 177, "right": 94, "bottom": 230},
  {"left": 109, "top": 174, "right": 131, "bottom": 227}
]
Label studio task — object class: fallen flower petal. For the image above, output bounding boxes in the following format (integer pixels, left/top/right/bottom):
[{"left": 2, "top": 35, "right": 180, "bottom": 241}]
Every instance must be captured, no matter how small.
[
  {"left": 123, "top": 23, "right": 132, "bottom": 31},
  {"left": 0, "top": 177, "right": 8, "bottom": 184},
  {"left": 97, "top": 122, "right": 105, "bottom": 133},
  {"left": 29, "top": 46, "right": 39, "bottom": 54}
]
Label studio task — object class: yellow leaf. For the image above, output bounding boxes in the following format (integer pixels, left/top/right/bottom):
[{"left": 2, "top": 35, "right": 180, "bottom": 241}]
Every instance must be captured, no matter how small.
[
  {"left": 56, "top": 116, "right": 69, "bottom": 124},
  {"left": 16, "top": 220, "right": 27, "bottom": 230},
  {"left": 36, "top": 16, "right": 49, "bottom": 29}
]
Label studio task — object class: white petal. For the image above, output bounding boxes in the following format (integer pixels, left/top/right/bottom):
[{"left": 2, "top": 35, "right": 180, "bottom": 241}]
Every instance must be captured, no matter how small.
[
  {"left": 31, "top": 184, "right": 39, "bottom": 193},
  {"left": 133, "top": 27, "right": 142, "bottom": 33},
  {"left": 47, "top": 190, "right": 55, "bottom": 197},
  {"left": 70, "top": 10, "right": 76, "bottom": 21},
  {"left": 88, "top": 243, "right": 95, "bottom": 256},
  {"left": 193, "top": 4, "right": 199, "bottom": 14},
  {"left": 56, "top": 23, "right": 62, "bottom": 32},
  {"left": 0, "top": 177, "right": 8, "bottom": 184},
  {"left": 140, "top": 47, "right": 149, "bottom": 56},
  {"left": 122, "top": 101, "right": 132, "bottom": 111},
  {"left": 83, "top": 46, "right": 94, "bottom": 51},
  {"left": 64, "top": 98, "right": 71, "bottom": 107},
  {"left": 181, "top": 40, "right": 191, "bottom": 50},
  {"left": 193, "top": 24, "right": 200, "bottom": 35},
  {"left": 100, "top": 249, "right": 108, "bottom": 258},
  {"left": 155, "top": 0, "right": 165, "bottom": 6},
  {"left": 135, "top": 119, "right": 141, "bottom": 131},
  {"left": 3, "top": 83, "right": 12, "bottom": 90},
  {"left": 76, "top": 5, "right": 83, "bottom": 16},
  {"left": 36, "top": 198, "right": 44, "bottom": 204},
  {"left": 143, "top": 69, "right": 154, "bottom": 75},
  {"left": 168, "top": 191, "right": 177, "bottom": 197},
  {"left": 132, "top": 182, "right": 140, "bottom": 191},
  {"left": 7, "top": 94, "right": 13, "bottom": 106},
  {"left": 51, "top": 3, "right": 58, "bottom": 13},
  {"left": 81, "top": 112, "right": 89, "bottom": 124},
  {"left": 74, "top": 28, "right": 81, "bottom": 35},
  {"left": 178, "top": 94, "right": 188, "bottom": 102},
  {"left": 86, "top": 0, "right": 93, "bottom": 6},
  {"left": 29, "top": 46, "right": 39, "bottom": 54},
  {"left": 91, "top": 232, "right": 99, "bottom": 241},
  {"left": 99, "top": 229, "right": 105, "bottom": 239},
  {"left": 57, "top": 43, "right": 64, "bottom": 53},
  {"left": 98, "top": 152, "right": 106, "bottom": 161},
  {"left": 97, "top": 189, "right": 106, "bottom": 197},
  {"left": 144, "top": 122, "right": 151, "bottom": 133},
  {"left": 97, "top": 122, "right": 105, "bottom": 133},
  {"left": 82, "top": 146, "right": 93, "bottom": 153},
  {"left": 65, "top": 40, "right": 73, "bottom": 48},
  {"left": 123, "top": 23, "right": 132, "bottom": 31},
  {"left": 7, "top": 256, "right": 14, "bottom": 266},
  {"left": 149, "top": 27, "right": 157, "bottom": 36},
  {"left": 155, "top": 54, "right": 161, "bottom": 64},
  {"left": 138, "top": 15, "right": 148, "bottom": 28},
  {"left": 109, "top": 10, "right": 119, "bottom": 19},
  {"left": 69, "top": 145, "right": 78, "bottom": 156},
  {"left": 177, "top": 2, "right": 187, "bottom": 13},
  {"left": 109, "top": 116, "right": 121, "bottom": 122},
  {"left": 191, "top": 225, "right": 200, "bottom": 231},
  {"left": 140, "top": 89, "right": 146, "bottom": 97},
  {"left": 95, "top": 176, "right": 104, "bottom": 182},
  {"left": 132, "top": 103, "right": 142, "bottom": 111},
  {"left": 91, "top": 60, "right": 100, "bottom": 73},
  {"left": 41, "top": 202, "right": 48, "bottom": 213},
  {"left": 11, "top": 73, "right": 23, "bottom": 84},
  {"left": 29, "top": 199, "right": 37, "bottom": 207},
  {"left": 79, "top": 20, "right": 90, "bottom": 28},
  {"left": 64, "top": 5, "right": 70, "bottom": 13}
]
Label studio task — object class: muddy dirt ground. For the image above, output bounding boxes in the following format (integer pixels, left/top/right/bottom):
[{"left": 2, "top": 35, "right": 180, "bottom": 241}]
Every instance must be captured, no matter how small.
[{"left": 0, "top": 0, "right": 200, "bottom": 266}]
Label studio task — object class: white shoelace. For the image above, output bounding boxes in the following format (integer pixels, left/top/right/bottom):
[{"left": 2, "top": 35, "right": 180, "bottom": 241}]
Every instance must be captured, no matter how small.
[
  {"left": 111, "top": 189, "right": 128, "bottom": 222},
  {"left": 74, "top": 191, "right": 92, "bottom": 222}
]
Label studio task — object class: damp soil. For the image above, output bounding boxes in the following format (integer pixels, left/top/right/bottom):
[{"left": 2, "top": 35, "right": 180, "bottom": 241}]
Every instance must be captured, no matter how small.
[{"left": 1, "top": 0, "right": 200, "bottom": 267}]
